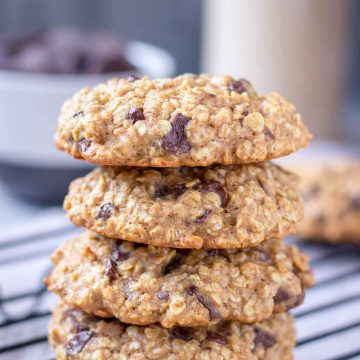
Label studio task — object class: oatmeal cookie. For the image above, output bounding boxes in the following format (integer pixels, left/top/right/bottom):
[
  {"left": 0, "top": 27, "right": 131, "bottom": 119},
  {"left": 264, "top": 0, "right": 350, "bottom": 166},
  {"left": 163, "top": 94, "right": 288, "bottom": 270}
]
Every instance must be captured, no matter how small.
[
  {"left": 296, "top": 160, "right": 360, "bottom": 244},
  {"left": 49, "top": 302, "right": 295, "bottom": 360},
  {"left": 55, "top": 74, "right": 311, "bottom": 167},
  {"left": 45, "top": 232, "right": 313, "bottom": 328},
  {"left": 64, "top": 162, "right": 303, "bottom": 249}
]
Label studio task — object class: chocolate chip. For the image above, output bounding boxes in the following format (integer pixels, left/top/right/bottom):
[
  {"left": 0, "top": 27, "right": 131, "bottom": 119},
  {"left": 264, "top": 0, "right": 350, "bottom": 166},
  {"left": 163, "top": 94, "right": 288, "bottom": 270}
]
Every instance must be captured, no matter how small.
[
  {"left": 264, "top": 127, "right": 275, "bottom": 140},
  {"left": 206, "top": 331, "right": 229, "bottom": 345},
  {"left": 274, "top": 288, "right": 291, "bottom": 304},
  {"left": 186, "top": 285, "right": 220, "bottom": 320},
  {"left": 77, "top": 139, "right": 91, "bottom": 152},
  {"left": 105, "top": 258, "right": 117, "bottom": 281},
  {"left": 253, "top": 327, "right": 276, "bottom": 351},
  {"left": 157, "top": 290, "right": 169, "bottom": 300},
  {"left": 154, "top": 183, "right": 187, "bottom": 199},
  {"left": 229, "top": 78, "right": 253, "bottom": 95},
  {"left": 127, "top": 107, "right": 145, "bottom": 123},
  {"left": 63, "top": 309, "right": 86, "bottom": 333},
  {"left": 206, "top": 249, "right": 219, "bottom": 257},
  {"left": 193, "top": 180, "right": 228, "bottom": 208},
  {"left": 257, "top": 179, "right": 273, "bottom": 197},
  {"left": 163, "top": 253, "right": 185, "bottom": 275},
  {"left": 252, "top": 249, "right": 272, "bottom": 263},
  {"left": 111, "top": 242, "right": 130, "bottom": 262},
  {"left": 128, "top": 74, "right": 140, "bottom": 82},
  {"left": 96, "top": 202, "right": 118, "bottom": 220},
  {"left": 64, "top": 330, "right": 94, "bottom": 356},
  {"left": 73, "top": 110, "right": 84, "bottom": 118},
  {"left": 350, "top": 196, "right": 360, "bottom": 210},
  {"left": 170, "top": 326, "right": 192, "bottom": 341},
  {"left": 195, "top": 209, "right": 213, "bottom": 223},
  {"left": 160, "top": 113, "right": 191, "bottom": 154},
  {"left": 302, "top": 185, "right": 320, "bottom": 201}
]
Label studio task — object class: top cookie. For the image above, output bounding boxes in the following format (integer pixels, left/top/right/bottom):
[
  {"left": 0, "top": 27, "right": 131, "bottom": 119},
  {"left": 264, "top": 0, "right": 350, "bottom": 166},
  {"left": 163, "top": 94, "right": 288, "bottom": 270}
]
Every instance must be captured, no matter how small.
[{"left": 55, "top": 74, "right": 311, "bottom": 167}]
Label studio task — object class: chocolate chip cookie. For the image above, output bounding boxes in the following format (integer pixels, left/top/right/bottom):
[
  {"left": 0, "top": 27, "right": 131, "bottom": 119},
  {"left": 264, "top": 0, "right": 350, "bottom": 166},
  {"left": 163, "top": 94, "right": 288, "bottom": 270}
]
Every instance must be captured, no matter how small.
[
  {"left": 49, "top": 302, "right": 295, "bottom": 360},
  {"left": 45, "top": 231, "right": 313, "bottom": 328},
  {"left": 64, "top": 162, "right": 303, "bottom": 249},
  {"left": 55, "top": 74, "right": 311, "bottom": 167},
  {"left": 296, "top": 160, "right": 360, "bottom": 244}
]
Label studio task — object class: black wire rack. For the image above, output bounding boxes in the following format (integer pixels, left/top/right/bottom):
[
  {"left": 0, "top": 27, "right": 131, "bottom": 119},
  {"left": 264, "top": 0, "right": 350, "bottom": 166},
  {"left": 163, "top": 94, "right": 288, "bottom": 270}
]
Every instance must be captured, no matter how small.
[{"left": 0, "top": 210, "right": 359, "bottom": 360}]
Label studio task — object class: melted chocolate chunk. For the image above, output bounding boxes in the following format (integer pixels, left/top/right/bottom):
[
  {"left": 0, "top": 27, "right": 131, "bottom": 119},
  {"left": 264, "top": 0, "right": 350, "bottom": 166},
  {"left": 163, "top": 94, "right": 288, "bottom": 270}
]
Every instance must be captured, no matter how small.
[
  {"left": 127, "top": 107, "right": 145, "bottom": 123},
  {"left": 264, "top": 127, "right": 275, "bottom": 140},
  {"left": 206, "top": 331, "right": 229, "bottom": 345},
  {"left": 73, "top": 110, "right": 84, "bottom": 118},
  {"left": 160, "top": 113, "right": 191, "bottom": 154},
  {"left": 157, "top": 290, "right": 170, "bottom": 300},
  {"left": 193, "top": 180, "right": 228, "bottom": 208},
  {"left": 170, "top": 326, "right": 192, "bottom": 341},
  {"left": 64, "top": 330, "right": 94, "bottom": 356},
  {"left": 253, "top": 327, "right": 276, "bottom": 351},
  {"left": 229, "top": 78, "right": 253, "bottom": 95},
  {"left": 154, "top": 183, "right": 187, "bottom": 199},
  {"left": 195, "top": 209, "right": 213, "bottom": 223},
  {"left": 77, "top": 139, "right": 91, "bottom": 152},
  {"left": 128, "top": 74, "right": 140, "bottom": 82},
  {"left": 274, "top": 288, "right": 291, "bottom": 304},
  {"left": 96, "top": 202, "right": 118, "bottom": 220},
  {"left": 186, "top": 285, "right": 220, "bottom": 320},
  {"left": 111, "top": 242, "right": 130, "bottom": 262},
  {"left": 105, "top": 258, "right": 117, "bottom": 281},
  {"left": 63, "top": 309, "right": 86, "bottom": 332}
]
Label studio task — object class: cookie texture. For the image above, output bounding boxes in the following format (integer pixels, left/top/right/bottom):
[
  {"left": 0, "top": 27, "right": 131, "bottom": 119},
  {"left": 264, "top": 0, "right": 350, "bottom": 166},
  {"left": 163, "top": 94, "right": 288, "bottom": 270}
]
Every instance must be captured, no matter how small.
[
  {"left": 45, "top": 232, "right": 313, "bottom": 328},
  {"left": 49, "top": 303, "right": 295, "bottom": 360},
  {"left": 296, "top": 160, "right": 360, "bottom": 244},
  {"left": 64, "top": 162, "right": 303, "bottom": 249},
  {"left": 55, "top": 74, "right": 311, "bottom": 167}
]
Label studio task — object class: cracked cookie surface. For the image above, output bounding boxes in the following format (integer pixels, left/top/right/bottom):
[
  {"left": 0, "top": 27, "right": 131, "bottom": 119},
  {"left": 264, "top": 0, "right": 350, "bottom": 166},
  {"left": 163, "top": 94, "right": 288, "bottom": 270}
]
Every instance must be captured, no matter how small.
[
  {"left": 64, "top": 162, "right": 303, "bottom": 249},
  {"left": 296, "top": 160, "right": 360, "bottom": 244},
  {"left": 45, "top": 232, "right": 313, "bottom": 328},
  {"left": 55, "top": 74, "right": 311, "bottom": 167},
  {"left": 49, "top": 302, "right": 295, "bottom": 360}
]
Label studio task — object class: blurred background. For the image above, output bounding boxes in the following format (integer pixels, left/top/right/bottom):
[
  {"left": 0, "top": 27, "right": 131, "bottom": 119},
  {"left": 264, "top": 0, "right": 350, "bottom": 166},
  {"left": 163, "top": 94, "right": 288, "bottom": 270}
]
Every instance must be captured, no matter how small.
[
  {"left": 0, "top": 1, "right": 359, "bottom": 359},
  {"left": 0, "top": 0, "right": 359, "bottom": 212}
]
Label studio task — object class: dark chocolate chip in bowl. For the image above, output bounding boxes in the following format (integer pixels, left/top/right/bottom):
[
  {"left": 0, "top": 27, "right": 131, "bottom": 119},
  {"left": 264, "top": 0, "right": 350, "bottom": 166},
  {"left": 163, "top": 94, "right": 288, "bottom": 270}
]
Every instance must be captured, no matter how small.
[
  {"left": 206, "top": 331, "right": 229, "bottom": 345},
  {"left": 127, "top": 107, "right": 145, "bottom": 123},
  {"left": 77, "top": 139, "right": 91, "bottom": 152},
  {"left": 195, "top": 209, "right": 213, "bottom": 223},
  {"left": 193, "top": 180, "right": 228, "bottom": 208},
  {"left": 186, "top": 285, "right": 220, "bottom": 320},
  {"left": 154, "top": 183, "right": 187, "bottom": 199},
  {"left": 64, "top": 330, "right": 94, "bottom": 356},
  {"left": 253, "top": 327, "right": 276, "bottom": 351},
  {"left": 274, "top": 288, "right": 291, "bottom": 304},
  {"left": 96, "top": 202, "right": 118, "bottom": 220},
  {"left": 170, "top": 326, "right": 192, "bottom": 341},
  {"left": 160, "top": 113, "right": 192, "bottom": 154},
  {"left": 128, "top": 74, "right": 140, "bottom": 82},
  {"left": 73, "top": 110, "right": 84, "bottom": 118}
]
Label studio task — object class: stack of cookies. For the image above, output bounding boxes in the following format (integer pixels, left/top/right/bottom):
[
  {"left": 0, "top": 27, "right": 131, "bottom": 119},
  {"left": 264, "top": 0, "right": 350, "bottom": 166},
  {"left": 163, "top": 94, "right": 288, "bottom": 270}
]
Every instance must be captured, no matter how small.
[{"left": 46, "top": 74, "right": 314, "bottom": 359}]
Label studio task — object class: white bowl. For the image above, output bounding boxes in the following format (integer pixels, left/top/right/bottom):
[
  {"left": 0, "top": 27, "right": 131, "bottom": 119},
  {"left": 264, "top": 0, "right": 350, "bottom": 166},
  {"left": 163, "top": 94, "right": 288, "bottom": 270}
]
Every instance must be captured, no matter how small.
[{"left": 0, "top": 40, "right": 176, "bottom": 169}]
